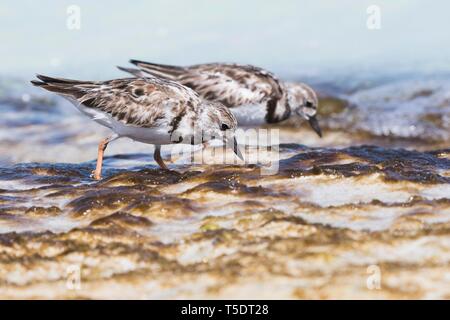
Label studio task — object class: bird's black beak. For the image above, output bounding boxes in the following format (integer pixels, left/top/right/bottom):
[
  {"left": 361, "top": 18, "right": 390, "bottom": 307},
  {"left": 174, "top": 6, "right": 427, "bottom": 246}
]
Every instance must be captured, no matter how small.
[
  {"left": 227, "top": 136, "right": 244, "bottom": 161},
  {"left": 308, "top": 115, "right": 322, "bottom": 138}
]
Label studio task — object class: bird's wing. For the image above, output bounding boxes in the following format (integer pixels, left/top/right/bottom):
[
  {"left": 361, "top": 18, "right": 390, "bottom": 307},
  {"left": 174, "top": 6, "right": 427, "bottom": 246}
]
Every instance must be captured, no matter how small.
[
  {"left": 31, "top": 75, "right": 200, "bottom": 128},
  {"left": 129, "top": 60, "right": 284, "bottom": 108}
]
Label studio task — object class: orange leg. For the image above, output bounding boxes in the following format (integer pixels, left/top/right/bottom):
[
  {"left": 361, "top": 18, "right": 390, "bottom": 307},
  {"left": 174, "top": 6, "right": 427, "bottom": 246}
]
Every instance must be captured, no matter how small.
[
  {"left": 154, "top": 145, "right": 168, "bottom": 170},
  {"left": 92, "top": 135, "right": 118, "bottom": 180}
]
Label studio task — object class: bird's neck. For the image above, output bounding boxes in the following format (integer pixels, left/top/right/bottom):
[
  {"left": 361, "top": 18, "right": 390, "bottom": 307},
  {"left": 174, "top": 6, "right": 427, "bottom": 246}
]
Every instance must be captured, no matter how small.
[{"left": 265, "top": 95, "right": 291, "bottom": 124}]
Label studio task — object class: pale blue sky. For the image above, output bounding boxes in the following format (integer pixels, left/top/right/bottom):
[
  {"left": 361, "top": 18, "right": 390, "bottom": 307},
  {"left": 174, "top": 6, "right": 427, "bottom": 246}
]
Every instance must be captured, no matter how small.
[{"left": 1, "top": 0, "right": 449, "bottom": 79}]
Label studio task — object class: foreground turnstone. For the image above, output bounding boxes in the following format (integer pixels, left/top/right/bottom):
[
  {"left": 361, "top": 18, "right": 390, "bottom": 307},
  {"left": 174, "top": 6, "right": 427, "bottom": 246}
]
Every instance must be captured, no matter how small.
[
  {"left": 119, "top": 61, "right": 322, "bottom": 137},
  {"left": 31, "top": 75, "right": 243, "bottom": 180}
]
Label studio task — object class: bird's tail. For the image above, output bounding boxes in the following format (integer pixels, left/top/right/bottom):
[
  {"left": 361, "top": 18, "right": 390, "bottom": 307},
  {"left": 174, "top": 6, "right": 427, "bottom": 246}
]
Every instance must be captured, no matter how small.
[
  {"left": 129, "top": 59, "right": 187, "bottom": 80},
  {"left": 116, "top": 66, "right": 152, "bottom": 78},
  {"left": 30, "top": 74, "right": 91, "bottom": 98}
]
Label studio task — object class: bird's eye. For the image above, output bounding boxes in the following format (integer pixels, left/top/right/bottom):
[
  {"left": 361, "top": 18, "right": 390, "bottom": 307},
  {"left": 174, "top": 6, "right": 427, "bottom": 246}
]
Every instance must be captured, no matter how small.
[
  {"left": 133, "top": 88, "right": 144, "bottom": 97},
  {"left": 305, "top": 101, "right": 314, "bottom": 108},
  {"left": 221, "top": 123, "right": 230, "bottom": 131}
]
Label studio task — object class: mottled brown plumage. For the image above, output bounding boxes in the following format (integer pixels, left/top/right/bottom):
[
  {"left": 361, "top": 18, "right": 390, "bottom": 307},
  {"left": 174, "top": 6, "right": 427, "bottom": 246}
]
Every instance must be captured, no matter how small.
[
  {"left": 31, "top": 74, "right": 243, "bottom": 179},
  {"left": 122, "top": 61, "right": 321, "bottom": 136},
  {"left": 128, "top": 61, "right": 284, "bottom": 108},
  {"left": 31, "top": 75, "right": 200, "bottom": 128}
]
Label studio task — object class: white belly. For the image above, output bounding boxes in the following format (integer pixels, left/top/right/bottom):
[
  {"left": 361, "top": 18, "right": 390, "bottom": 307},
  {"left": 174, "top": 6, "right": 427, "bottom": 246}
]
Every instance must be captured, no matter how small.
[
  {"left": 70, "top": 100, "right": 172, "bottom": 145},
  {"left": 230, "top": 103, "right": 267, "bottom": 127}
]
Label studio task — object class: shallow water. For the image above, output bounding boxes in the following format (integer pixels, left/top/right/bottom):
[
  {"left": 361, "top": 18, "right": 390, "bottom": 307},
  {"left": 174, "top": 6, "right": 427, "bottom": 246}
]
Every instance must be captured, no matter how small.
[{"left": 0, "top": 75, "right": 449, "bottom": 299}]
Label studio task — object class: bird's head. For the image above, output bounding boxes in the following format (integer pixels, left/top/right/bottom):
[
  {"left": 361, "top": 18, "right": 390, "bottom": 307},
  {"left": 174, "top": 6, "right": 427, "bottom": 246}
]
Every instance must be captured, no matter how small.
[
  {"left": 285, "top": 82, "right": 322, "bottom": 137},
  {"left": 196, "top": 101, "right": 243, "bottom": 160}
]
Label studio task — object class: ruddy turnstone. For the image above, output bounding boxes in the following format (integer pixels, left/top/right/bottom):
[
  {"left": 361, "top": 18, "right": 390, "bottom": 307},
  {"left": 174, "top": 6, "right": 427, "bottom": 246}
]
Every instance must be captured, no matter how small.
[
  {"left": 118, "top": 61, "right": 322, "bottom": 137},
  {"left": 31, "top": 75, "right": 243, "bottom": 180}
]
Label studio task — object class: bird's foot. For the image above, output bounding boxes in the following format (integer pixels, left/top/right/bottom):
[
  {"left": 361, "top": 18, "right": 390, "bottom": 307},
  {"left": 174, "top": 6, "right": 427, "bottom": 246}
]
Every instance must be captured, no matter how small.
[{"left": 90, "top": 170, "right": 102, "bottom": 180}]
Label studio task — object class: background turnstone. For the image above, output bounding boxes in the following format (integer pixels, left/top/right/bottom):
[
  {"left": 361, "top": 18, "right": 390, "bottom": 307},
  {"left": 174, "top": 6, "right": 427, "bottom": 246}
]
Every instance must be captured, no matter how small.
[
  {"left": 119, "top": 61, "right": 322, "bottom": 137},
  {"left": 31, "top": 75, "right": 243, "bottom": 180}
]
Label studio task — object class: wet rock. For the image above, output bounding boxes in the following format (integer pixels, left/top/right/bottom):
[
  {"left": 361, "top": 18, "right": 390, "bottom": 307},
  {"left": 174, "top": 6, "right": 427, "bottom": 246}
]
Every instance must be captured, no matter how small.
[
  {"left": 0, "top": 144, "right": 449, "bottom": 299},
  {"left": 25, "top": 206, "right": 62, "bottom": 216},
  {"left": 99, "top": 168, "right": 199, "bottom": 187},
  {"left": 89, "top": 211, "right": 153, "bottom": 229},
  {"left": 67, "top": 186, "right": 159, "bottom": 217},
  {"left": 184, "top": 181, "right": 269, "bottom": 196},
  {"left": 125, "top": 196, "right": 197, "bottom": 219}
]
